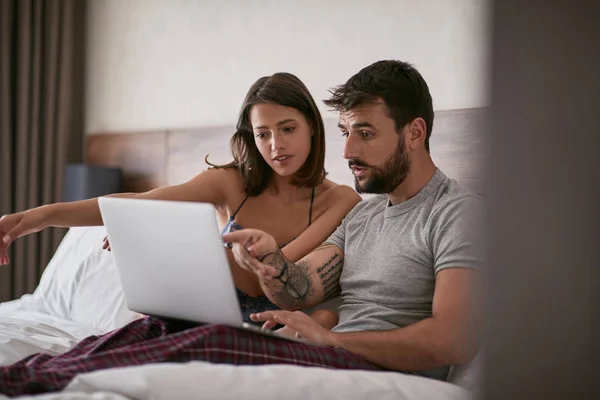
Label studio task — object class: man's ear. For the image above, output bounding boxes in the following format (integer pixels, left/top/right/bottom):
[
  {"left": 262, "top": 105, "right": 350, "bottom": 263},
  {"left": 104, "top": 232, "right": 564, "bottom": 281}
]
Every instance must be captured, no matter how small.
[{"left": 407, "top": 118, "right": 427, "bottom": 150}]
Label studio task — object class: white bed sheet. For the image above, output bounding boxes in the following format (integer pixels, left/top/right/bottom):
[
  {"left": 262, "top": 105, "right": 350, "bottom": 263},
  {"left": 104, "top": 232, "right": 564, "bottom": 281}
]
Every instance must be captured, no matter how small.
[
  {"left": 57, "top": 361, "right": 473, "bottom": 400},
  {"left": 2, "top": 358, "right": 473, "bottom": 400},
  {"left": 1, "top": 392, "right": 129, "bottom": 400},
  {"left": 0, "top": 310, "right": 100, "bottom": 366}
]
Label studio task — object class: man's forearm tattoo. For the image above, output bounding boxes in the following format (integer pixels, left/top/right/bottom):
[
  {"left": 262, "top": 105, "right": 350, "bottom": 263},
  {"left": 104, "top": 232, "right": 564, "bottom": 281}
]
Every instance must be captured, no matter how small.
[
  {"left": 317, "top": 253, "right": 343, "bottom": 300},
  {"left": 259, "top": 244, "right": 344, "bottom": 307},
  {"left": 260, "top": 250, "right": 315, "bottom": 308}
]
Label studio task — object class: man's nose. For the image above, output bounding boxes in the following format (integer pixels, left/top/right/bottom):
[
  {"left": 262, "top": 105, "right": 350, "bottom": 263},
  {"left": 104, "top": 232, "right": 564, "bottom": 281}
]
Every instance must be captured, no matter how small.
[{"left": 343, "top": 135, "right": 360, "bottom": 160}]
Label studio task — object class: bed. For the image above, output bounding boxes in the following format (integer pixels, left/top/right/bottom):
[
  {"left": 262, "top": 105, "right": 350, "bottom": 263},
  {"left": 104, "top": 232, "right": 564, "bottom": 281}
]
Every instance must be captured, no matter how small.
[{"left": 0, "top": 109, "right": 485, "bottom": 399}]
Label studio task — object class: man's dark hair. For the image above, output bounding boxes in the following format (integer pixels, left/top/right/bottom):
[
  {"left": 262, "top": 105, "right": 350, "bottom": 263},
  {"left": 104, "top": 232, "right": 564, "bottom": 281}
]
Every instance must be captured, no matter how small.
[{"left": 324, "top": 60, "right": 434, "bottom": 152}]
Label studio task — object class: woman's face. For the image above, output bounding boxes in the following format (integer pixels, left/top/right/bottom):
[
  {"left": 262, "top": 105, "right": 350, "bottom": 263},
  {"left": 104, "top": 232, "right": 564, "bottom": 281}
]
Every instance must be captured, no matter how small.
[{"left": 250, "top": 103, "right": 312, "bottom": 177}]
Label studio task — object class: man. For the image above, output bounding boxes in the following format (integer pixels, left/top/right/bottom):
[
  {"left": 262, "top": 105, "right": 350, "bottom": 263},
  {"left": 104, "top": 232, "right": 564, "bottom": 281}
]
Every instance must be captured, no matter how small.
[
  {"left": 226, "top": 60, "right": 483, "bottom": 380},
  {"left": 0, "top": 60, "right": 482, "bottom": 395}
]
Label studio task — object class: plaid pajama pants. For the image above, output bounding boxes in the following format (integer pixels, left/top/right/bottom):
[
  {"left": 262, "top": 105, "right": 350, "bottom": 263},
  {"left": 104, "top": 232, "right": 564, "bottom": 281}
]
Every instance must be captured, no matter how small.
[{"left": 0, "top": 317, "right": 381, "bottom": 396}]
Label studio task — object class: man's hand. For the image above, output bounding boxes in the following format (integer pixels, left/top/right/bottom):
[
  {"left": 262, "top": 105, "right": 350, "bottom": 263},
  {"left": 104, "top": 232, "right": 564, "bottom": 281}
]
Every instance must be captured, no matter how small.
[
  {"left": 251, "top": 310, "right": 334, "bottom": 346},
  {"left": 223, "top": 229, "right": 281, "bottom": 278}
]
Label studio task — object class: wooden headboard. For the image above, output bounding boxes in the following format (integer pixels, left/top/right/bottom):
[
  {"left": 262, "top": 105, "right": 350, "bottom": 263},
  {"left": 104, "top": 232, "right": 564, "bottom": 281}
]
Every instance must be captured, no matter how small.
[{"left": 86, "top": 108, "right": 487, "bottom": 195}]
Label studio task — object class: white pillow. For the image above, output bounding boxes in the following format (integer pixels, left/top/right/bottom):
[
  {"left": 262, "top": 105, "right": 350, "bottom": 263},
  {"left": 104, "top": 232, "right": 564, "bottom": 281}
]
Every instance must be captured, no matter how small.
[
  {"left": 4, "top": 227, "right": 108, "bottom": 319},
  {"left": 1, "top": 227, "right": 138, "bottom": 333},
  {"left": 68, "top": 244, "right": 139, "bottom": 332}
]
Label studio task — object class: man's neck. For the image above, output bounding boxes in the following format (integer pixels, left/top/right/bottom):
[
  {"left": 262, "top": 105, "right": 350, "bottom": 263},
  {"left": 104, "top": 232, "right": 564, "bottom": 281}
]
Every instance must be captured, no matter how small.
[{"left": 388, "top": 155, "right": 437, "bottom": 206}]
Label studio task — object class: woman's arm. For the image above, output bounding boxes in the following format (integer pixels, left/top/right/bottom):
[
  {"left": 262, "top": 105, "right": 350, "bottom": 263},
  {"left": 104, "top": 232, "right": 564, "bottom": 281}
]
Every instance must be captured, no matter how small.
[
  {"left": 1, "top": 168, "right": 235, "bottom": 264},
  {"left": 280, "top": 185, "right": 360, "bottom": 262},
  {"left": 46, "top": 167, "right": 233, "bottom": 227}
]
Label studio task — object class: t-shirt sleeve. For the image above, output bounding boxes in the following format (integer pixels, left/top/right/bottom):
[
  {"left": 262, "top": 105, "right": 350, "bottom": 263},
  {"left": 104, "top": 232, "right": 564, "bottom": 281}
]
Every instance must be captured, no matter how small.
[
  {"left": 431, "top": 195, "right": 485, "bottom": 275},
  {"left": 325, "top": 213, "right": 348, "bottom": 252}
]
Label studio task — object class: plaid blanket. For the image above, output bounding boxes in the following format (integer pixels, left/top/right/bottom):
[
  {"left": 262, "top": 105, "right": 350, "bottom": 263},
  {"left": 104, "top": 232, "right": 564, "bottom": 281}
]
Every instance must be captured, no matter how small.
[{"left": 0, "top": 317, "right": 380, "bottom": 396}]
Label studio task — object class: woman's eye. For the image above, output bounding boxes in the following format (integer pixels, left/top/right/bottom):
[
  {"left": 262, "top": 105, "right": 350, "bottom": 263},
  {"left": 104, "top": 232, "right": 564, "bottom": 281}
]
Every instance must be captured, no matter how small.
[
  {"left": 282, "top": 126, "right": 296, "bottom": 133},
  {"left": 255, "top": 132, "right": 268, "bottom": 139}
]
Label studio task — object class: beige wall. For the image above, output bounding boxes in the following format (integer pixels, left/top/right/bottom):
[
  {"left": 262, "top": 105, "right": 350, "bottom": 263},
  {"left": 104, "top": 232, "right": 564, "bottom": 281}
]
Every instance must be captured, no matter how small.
[{"left": 85, "top": 0, "right": 490, "bottom": 134}]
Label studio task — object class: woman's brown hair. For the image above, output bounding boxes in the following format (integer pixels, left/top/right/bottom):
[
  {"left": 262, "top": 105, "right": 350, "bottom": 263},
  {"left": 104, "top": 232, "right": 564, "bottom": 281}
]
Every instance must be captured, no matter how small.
[{"left": 207, "top": 73, "right": 326, "bottom": 196}]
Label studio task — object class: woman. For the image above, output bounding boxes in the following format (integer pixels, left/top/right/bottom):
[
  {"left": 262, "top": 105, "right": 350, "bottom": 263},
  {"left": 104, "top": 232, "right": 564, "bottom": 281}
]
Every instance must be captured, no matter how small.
[
  {"left": 0, "top": 72, "right": 358, "bottom": 324},
  {"left": 0, "top": 74, "right": 362, "bottom": 396}
]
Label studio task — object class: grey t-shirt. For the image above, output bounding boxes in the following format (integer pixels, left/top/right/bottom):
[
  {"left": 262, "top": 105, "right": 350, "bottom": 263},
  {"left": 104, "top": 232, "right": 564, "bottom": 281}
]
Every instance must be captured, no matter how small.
[{"left": 326, "top": 169, "right": 483, "bottom": 379}]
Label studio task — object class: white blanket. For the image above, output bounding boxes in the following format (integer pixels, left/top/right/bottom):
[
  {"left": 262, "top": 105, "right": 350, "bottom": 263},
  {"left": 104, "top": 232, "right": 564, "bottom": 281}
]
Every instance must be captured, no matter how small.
[
  {"left": 3, "top": 362, "right": 469, "bottom": 400},
  {"left": 0, "top": 311, "right": 100, "bottom": 366},
  {"left": 0, "top": 392, "right": 128, "bottom": 400}
]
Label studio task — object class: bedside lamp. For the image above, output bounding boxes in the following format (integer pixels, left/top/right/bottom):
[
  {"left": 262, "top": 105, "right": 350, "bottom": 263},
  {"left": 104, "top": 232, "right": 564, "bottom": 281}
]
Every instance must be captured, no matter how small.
[{"left": 63, "top": 164, "right": 122, "bottom": 202}]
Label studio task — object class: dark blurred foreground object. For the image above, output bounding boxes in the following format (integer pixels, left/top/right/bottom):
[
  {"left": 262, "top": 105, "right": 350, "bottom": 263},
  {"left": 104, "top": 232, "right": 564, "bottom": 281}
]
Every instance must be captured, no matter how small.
[{"left": 485, "top": 0, "right": 599, "bottom": 399}]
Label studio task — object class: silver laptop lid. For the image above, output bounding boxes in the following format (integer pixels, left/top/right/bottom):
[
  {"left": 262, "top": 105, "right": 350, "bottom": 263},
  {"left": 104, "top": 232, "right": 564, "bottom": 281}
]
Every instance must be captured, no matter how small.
[{"left": 98, "top": 197, "right": 244, "bottom": 326}]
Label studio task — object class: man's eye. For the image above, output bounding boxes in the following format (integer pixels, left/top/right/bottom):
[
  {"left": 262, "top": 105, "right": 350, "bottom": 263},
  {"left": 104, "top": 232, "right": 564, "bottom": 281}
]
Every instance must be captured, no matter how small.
[
  {"left": 341, "top": 131, "right": 349, "bottom": 138},
  {"left": 361, "top": 131, "right": 373, "bottom": 139}
]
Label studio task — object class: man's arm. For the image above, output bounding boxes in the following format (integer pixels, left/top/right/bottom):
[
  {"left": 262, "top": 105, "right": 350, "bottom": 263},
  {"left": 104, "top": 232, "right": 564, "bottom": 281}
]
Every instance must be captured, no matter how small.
[
  {"left": 259, "top": 242, "right": 344, "bottom": 310},
  {"left": 223, "top": 229, "right": 345, "bottom": 310},
  {"left": 326, "top": 268, "right": 483, "bottom": 371}
]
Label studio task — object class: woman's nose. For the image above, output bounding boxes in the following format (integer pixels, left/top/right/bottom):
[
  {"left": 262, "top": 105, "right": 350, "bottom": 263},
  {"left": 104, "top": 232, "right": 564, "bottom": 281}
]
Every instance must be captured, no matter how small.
[{"left": 271, "top": 134, "right": 285, "bottom": 151}]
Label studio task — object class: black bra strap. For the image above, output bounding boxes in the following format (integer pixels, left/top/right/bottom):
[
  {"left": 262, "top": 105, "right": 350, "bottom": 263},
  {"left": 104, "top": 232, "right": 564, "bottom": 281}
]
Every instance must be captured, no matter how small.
[
  {"left": 231, "top": 194, "right": 250, "bottom": 219},
  {"left": 234, "top": 189, "right": 313, "bottom": 224}
]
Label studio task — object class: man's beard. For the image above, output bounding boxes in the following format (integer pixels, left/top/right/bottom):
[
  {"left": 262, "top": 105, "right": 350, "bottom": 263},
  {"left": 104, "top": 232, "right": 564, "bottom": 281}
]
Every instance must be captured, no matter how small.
[{"left": 349, "top": 140, "right": 411, "bottom": 194}]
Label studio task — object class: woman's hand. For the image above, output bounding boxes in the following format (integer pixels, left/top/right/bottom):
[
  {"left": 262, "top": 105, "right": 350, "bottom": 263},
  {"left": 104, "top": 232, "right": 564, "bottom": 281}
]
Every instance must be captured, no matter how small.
[
  {"left": 102, "top": 236, "right": 111, "bottom": 251},
  {"left": 0, "top": 209, "right": 48, "bottom": 265},
  {"left": 222, "top": 229, "right": 281, "bottom": 278}
]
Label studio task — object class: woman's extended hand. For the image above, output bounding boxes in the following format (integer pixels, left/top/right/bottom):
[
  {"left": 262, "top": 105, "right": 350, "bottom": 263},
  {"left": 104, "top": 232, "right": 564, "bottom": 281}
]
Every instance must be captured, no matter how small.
[{"left": 0, "top": 209, "right": 48, "bottom": 265}]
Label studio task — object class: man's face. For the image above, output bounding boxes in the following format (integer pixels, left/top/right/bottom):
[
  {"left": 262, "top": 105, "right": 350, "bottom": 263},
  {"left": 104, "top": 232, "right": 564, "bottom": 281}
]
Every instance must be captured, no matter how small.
[{"left": 338, "top": 101, "right": 410, "bottom": 194}]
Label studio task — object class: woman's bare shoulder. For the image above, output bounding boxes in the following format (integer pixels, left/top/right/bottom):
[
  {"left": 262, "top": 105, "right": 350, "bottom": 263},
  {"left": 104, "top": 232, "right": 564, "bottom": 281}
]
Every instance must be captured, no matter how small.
[
  {"left": 195, "top": 165, "right": 239, "bottom": 180},
  {"left": 191, "top": 166, "right": 242, "bottom": 188},
  {"left": 317, "top": 179, "right": 361, "bottom": 205},
  {"left": 185, "top": 166, "right": 246, "bottom": 205}
]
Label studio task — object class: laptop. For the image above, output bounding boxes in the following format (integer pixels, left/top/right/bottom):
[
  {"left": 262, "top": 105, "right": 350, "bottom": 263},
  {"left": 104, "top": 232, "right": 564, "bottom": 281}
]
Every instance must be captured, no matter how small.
[{"left": 97, "top": 197, "right": 310, "bottom": 345}]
